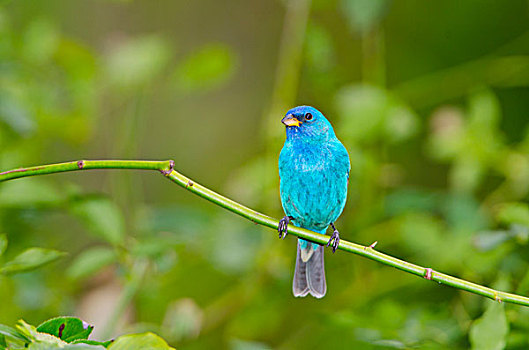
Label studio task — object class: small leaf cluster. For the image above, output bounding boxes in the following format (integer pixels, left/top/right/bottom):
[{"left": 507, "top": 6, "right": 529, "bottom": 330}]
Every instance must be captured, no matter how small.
[{"left": 0, "top": 317, "right": 173, "bottom": 350}]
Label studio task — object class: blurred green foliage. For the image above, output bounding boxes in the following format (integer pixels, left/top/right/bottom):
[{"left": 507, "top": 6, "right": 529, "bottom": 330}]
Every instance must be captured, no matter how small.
[{"left": 2, "top": 0, "right": 529, "bottom": 349}]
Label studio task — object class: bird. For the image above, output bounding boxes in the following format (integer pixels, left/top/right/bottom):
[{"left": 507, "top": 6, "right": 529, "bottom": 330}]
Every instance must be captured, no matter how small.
[{"left": 278, "top": 105, "right": 350, "bottom": 298}]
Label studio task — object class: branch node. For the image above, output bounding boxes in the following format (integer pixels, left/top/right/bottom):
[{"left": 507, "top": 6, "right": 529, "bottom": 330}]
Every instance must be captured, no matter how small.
[
  {"left": 424, "top": 268, "right": 433, "bottom": 280},
  {"left": 161, "top": 160, "right": 175, "bottom": 176},
  {"left": 494, "top": 292, "right": 502, "bottom": 303},
  {"left": 77, "top": 160, "right": 85, "bottom": 169},
  {"left": 186, "top": 180, "right": 194, "bottom": 188}
]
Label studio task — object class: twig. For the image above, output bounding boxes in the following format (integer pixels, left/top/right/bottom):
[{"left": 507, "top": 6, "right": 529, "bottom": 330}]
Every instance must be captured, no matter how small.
[{"left": 1, "top": 160, "right": 529, "bottom": 306}]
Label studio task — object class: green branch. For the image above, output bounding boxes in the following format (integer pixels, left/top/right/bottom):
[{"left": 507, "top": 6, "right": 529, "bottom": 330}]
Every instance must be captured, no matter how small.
[{"left": 1, "top": 159, "right": 529, "bottom": 306}]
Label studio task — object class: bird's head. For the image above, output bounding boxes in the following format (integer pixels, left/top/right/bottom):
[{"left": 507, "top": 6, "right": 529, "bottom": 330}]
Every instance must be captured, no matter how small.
[{"left": 282, "top": 106, "right": 335, "bottom": 141}]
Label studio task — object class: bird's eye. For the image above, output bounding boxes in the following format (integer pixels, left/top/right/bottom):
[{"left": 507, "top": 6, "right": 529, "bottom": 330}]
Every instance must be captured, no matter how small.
[{"left": 305, "top": 113, "right": 313, "bottom": 121}]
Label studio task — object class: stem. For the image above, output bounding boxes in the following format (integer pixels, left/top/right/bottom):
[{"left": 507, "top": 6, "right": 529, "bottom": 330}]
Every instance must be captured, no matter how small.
[
  {"left": 0, "top": 160, "right": 170, "bottom": 181},
  {"left": 1, "top": 160, "right": 529, "bottom": 306},
  {"left": 262, "top": 0, "right": 311, "bottom": 141},
  {"left": 268, "top": 0, "right": 311, "bottom": 113}
]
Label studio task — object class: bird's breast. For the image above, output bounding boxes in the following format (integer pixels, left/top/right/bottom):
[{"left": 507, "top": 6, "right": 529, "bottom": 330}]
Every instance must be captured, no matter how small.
[{"left": 279, "top": 141, "right": 349, "bottom": 230}]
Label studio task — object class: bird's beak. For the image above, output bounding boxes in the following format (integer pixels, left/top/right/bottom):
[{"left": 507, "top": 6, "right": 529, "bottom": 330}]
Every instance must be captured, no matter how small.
[{"left": 282, "top": 114, "right": 302, "bottom": 127}]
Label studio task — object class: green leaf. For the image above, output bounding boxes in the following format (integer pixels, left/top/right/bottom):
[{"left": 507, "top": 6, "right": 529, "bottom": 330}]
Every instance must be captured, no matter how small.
[
  {"left": 70, "top": 197, "right": 125, "bottom": 245},
  {"left": 371, "top": 339, "right": 406, "bottom": 349},
  {"left": 0, "top": 92, "right": 36, "bottom": 135},
  {"left": 16, "top": 320, "right": 102, "bottom": 349},
  {"left": 0, "top": 248, "right": 66, "bottom": 275},
  {"left": 0, "top": 234, "right": 6, "bottom": 257},
  {"left": 0, "top": 179, "right": 63, "bottom": 207},
  {"left": 336, "top": 84, "right": 418, "bottom": 144},
  {"left": 29, "top": 343, "right": 106, "bottom": 349},
  {"left": 73, "top": 339, "right": 113, "bottom": 347},
  {"left": 28, "top": 344, "right": 59, "bottom": 350},
  {"left": 335, "top": 85, "right": 387, "bottom": 142},
  {"left": 470, "top": 301, "right": 508, "bottom": 350},
  {"left": 230, "top": 338, "right": 272, "bottom": 350},
  {"left": 496, "top": 203, "right": 529, "bottom": 227},
  {"left": 105, "top": 35, "right": 171, "bottom": 90},
  {"left": 16, "top": 320, "right": 40, "bottom": 342},
  {"left": 441, "top": 193, "right": 487, "bottom": 231},
  {"left": 36, "top": 317, "right": 93, "bottom": 343},
  {"left": 516, "top": 267, "right": 529, "bottom": 294},
  {"left": 64, "top": 345, "right": 107, "bottom": 349},
  {"left": 449, "top": 157, "right": 484, "bottom": 193},
  {"left": 64, "top": 345, "right": 106, "bottom": 349},
  {"left": 162, "top": 299, "right": 202, "bottom": 342},
  {"left": 468, "top": 89, "right": 500, "bottom": 132},
  {"left": 66, "top": 247, "right": 117, "bottom": 280},
  {"left": 26, "top": 334, "right": 66, "bottom": 347},
  {"left": 108, "top": 332, "right": 174, "bottom": 350},
  {"left": 174, "top": 43, "right": 236, "bottom": 92},
  {"left": 0, "top": 323, "right": 31, "bottom": 343}
]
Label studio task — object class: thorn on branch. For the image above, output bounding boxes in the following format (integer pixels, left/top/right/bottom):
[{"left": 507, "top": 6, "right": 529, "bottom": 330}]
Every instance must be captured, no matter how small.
[
  {"left": 161, "top": 160, "right": 175, "bottom": 176},
  {"left": 77, "top": 160, "right": 85, "bottom": 169},
  {"left": 424, "top": 268, "right": 433, "bottom": 280},
  {"left": 364, "top": 241, "right": 378, "bottom": 251}
]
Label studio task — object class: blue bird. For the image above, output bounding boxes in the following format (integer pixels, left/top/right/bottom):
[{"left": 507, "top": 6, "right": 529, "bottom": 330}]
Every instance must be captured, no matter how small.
[{"left": 278, "top": 106, "right": 350, "bottom": 298}]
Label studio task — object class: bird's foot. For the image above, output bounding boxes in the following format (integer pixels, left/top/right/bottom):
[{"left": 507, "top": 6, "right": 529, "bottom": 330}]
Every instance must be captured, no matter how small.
[
  {"left": 278, "top": 215, "right": 293, "bottom": 239},
  {"left": 326, "top": 227, "right": 340, "bottom": 253}
]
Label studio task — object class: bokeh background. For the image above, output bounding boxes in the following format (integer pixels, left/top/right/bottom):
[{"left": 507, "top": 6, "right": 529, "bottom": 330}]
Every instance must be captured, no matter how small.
[{"left": 2, "top": 0, "right": 529, "bottom": 348}]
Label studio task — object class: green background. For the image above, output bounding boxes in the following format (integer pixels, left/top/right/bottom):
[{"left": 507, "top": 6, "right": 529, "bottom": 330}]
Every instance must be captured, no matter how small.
[{"left": 2, "top": 0, "right": 529, "bottom": 349}]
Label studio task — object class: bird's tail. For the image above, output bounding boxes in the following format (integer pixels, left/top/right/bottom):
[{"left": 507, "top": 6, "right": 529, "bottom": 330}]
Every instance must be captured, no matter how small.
[{"left": 293, "top": 237, "right": 326, "bottom": 298}]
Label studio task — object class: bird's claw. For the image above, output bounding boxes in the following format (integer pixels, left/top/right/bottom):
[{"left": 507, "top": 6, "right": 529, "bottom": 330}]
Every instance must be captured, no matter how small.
[
  {"left": 278, "top": 215, "right": 292, "bottom": 239},
  {"left": 326, "top": 229, "right": 340, "bottom": 253}
]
